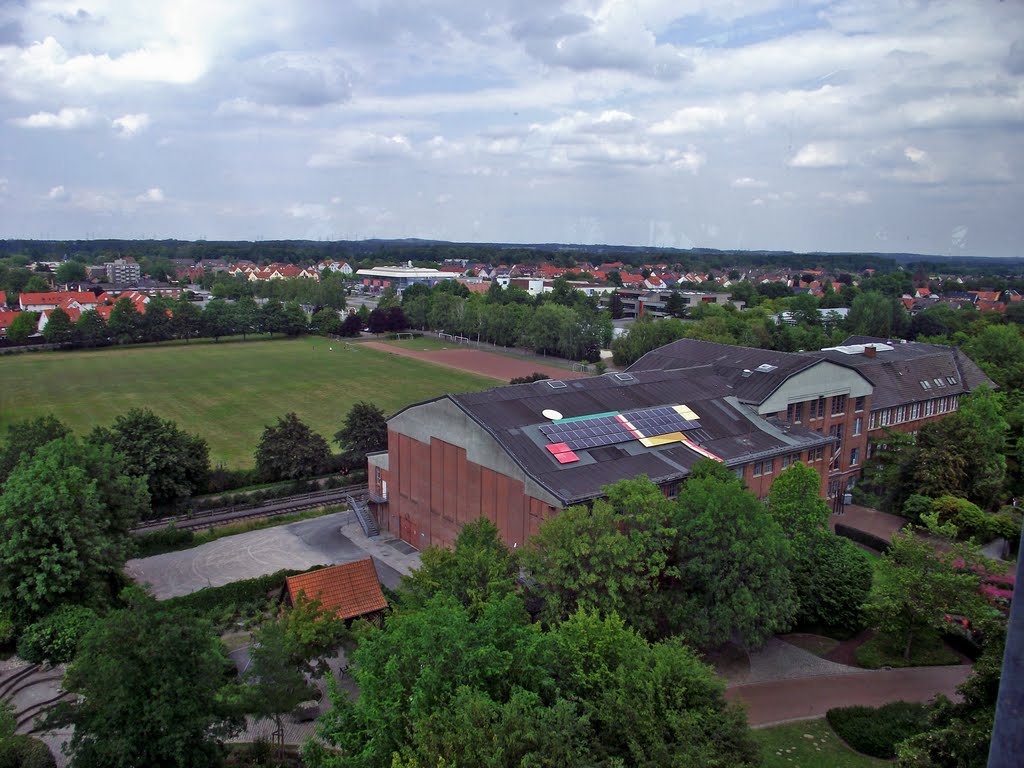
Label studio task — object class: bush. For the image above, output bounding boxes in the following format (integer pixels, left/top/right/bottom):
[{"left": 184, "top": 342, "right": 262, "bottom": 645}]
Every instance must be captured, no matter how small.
[
  {"left": 17, "top": 605, "right": 98, "bottom": 664},
  {"left": 0, "top": 735, "right": 57, "bottom": 768},
  {"left": 134, "top": 524, "right": 196, "bottom": 558},
  {"left": 834, "top": 522, "right": 892, "bottom": 553},
  {"left": 509, "top": 372, "right": 550, "bottom": 384},
  {"left": 987, "top": 509, "right": 1022, "bottom": 544},
  {"left": 902, "top": 494, "right": 933, "bottom": 525},
  {"left": 826, "top": 701, "right": 931, "bottom": 758},
  {"left": 931, "top": 496, "right": 988, "bottom": 540},
  {"left": 0, "top": 611, "right": 14, "bottom": 649}
]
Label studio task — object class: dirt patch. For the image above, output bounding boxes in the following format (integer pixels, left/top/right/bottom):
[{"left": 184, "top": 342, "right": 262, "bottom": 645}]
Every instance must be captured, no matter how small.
[
  {"left": 781, "top": 633, "right": 840, "bottom": 658},
  {"left": 361, "top": 342, "right": 586, "bottom": 383},
  {"left": 825, "top": 629, "right": 876, "bottom": 666}
]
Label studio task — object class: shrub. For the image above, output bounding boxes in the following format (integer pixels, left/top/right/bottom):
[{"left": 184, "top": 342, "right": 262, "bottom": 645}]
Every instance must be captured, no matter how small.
[
  {"left": 0, "top": 611, "right": 14, "bottom": 649},
  {"left": 987, "top": 509, "right": 1022, "bottom": 544},
  {"left": 134, "top": 524, "right": 196, "bottom": 558},
  {"left": 0, "top": 735, "right": 57, "bottom": 768},
  {"left": 16, "top": 605, "right": 98, "bottom": 664},
  {"left": 931, "top": 496, "right": 989, "bottom": 540},
  {"left": 796, "top": 535, "right": 873, "bottom": 634},
  {"left": 827, "top": 701, "right": 931, "bottom": 758},
  {"left": 902, "top": 494, "right": 933, "bottom": 525},
  {"left": 509, "top": 372, "right": 550, "bottom": 384}
]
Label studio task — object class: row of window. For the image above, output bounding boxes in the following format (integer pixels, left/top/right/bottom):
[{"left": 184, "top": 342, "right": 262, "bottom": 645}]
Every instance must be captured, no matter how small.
[
  {"left": 786, "top": 394, "right": 864, "bottom": 423},
  {"left": 750, "top": 446, "right": 826, "bottom": 477},
  {"left": 868, "top": 395, "right": 959, "bottom": 429}
]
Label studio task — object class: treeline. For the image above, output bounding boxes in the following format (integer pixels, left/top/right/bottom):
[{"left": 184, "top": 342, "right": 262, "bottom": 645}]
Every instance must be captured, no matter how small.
[{"left": 398, "top": 279, "right": 613, "bottom": 361}]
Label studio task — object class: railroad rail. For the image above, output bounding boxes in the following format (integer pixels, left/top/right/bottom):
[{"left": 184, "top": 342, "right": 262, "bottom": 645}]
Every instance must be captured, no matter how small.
[{"left": 132, "top": 483, "right": 370, "bottom": 535}]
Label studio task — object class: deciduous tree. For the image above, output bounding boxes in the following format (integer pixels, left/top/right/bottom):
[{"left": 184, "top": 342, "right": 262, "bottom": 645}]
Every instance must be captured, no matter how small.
[
  {"left": 334, "top": 401, "right": 388, "bottom": 468},
  {"left": 6, "top": 310, "right": 37, "bottom": 343},
  {"left": 254, "top": 412, "right": 331, "bottom": 482},
  {"left": 0, "top": 414, "right": 70, "bottom": 485}
]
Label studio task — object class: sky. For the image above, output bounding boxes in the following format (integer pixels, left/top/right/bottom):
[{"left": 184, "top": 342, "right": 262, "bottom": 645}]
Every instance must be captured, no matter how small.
[{"left": 0, "top": 1, "right": 1022, "bottom": 257}]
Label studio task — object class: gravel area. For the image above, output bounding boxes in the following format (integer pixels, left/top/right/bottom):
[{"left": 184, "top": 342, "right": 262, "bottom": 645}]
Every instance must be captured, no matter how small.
[{"left": 734, "top": 637, "right": 864, "bottom": 686}]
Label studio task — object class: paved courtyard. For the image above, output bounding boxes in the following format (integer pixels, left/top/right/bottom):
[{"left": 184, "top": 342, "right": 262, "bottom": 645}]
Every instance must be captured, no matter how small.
[{"left": 126, "top": 510, "right": 420, "bottom": 599}]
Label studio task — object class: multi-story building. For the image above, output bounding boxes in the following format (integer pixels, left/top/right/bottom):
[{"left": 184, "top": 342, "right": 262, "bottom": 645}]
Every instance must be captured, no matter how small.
[
  {"left": 366, "top": 336, "right": 991, "bottom": 552},
  {"left": 104, "top": 258, "right": 141, "bottom": 285},
  {"left": 615, "top": 289, "right": 735, "bottom": 319}
]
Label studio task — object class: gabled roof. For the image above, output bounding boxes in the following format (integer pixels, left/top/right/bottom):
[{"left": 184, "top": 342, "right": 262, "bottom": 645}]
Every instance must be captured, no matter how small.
[
  {"left": 434, "top": 367, "right": 832, "bottom": 505},
  {"left": 285, "top": 559, "right": 388, "bottom": 621}
]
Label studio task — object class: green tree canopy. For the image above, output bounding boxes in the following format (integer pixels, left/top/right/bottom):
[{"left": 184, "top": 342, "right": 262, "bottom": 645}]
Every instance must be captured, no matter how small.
[
  {"left": 41, "top": 306, "right": 76, "bottom": 344},
  {"left": 6, "top": 310, "right": 37, "bottom": 343},
  {"left": 0, "top": 414, "right": 70, "bottom": 485},
  {"left": 106, "top": 297, "right": 142, "bottom": 344},
  {"left": 50, "top": 598, "right": 240, "bottom": 768},
  {"left": 255, "top": 412, "right": 332, "bottom": 482},
  {"left": 55, "top": 260, "right": 88, "bottom": 284},
  {"left": 333, "top": 401, "right": 388, "bottom": 467},
  {"left": 0, "top": 436, "right": 148, "bottom": 626},
  {"left": 92, "top": 408, "right": 210, "bottom": 508}
]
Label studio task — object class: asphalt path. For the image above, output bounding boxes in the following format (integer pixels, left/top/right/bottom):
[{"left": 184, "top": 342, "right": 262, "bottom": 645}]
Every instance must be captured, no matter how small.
[{"left": 126, "top": 511, "right": 404, "bottom": 599}]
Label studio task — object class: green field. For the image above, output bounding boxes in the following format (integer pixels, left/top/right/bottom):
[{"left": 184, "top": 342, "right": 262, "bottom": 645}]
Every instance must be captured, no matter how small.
[{"left": 0, "top": 337, "right": 496, "bottom": 468}]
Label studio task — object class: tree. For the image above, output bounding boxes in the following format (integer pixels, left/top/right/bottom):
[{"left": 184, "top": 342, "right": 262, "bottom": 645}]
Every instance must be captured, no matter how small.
[
  {"left": 797, "top": 534, "right": 873, "bottom": 633},
  {"left": 311, "top": 307, "right": 343, "bottom": 336},
  {"left": 23, "top": 275, "right": 49, "bottom": 293},
  {"left": 170, "top": 297, "right": 202, "bottom": 341},
  {"left": 333, "top": 401, "right": 387, "bottom": 468},
  {"left": 521, "top": 478, "right": 677, "bottom": 639},
  {"left": 281, "top": 301, "right": 308, "bottom": 336},
  {"left": 94, "top": 408, "right": 210, "bottom": 509},
  {"left": 232, "top": 295, "right": 260, "bottom": 339},
  {"left": 41, "top": 306, "right": 75, "bottom": 344},
  {"left": 865, "top": 523, "right": 987, "bottom": 660},
  {"left": 139, "top": 295, "right": 173, "bottom": 342},
  {"left": 6, "top": 310, "right": 37, "bottom": 343},
  {"left": 201, "top": 298, "right": 236, "bottom": 340},
  {"left": 74, "top": 308, "right": 108, "bottom": 347},
  {"left": 255, "top": 412, "right": 332, "bottom": 482},
  {"left": 609, "top": 291, "right": 624, "bottom": 319},
  {"left": 664, "top": 290, "right": 687, "bottom": 318},
  {"left": 671, "top": 461, "right": 798, "bottom": 649},
  {"left": 339, "top": 312, "right": 363, "bottom": 336},
  {"left": 0, "top": 437, "right": 148, "bottom": 626},
  {"left": 400, "top": 518, "right": 518, "bottom": 617},
  {"left": 55, "top": 260, "right": 87, "bottom": 284},
  {"left": 847, "top": 291, "right": 909, "bottom": 339},
  {"left": 366, "top": 307, "right": 389, "bottom": 334},
  {"left": 106, "top": 297, "right": 142, "bottom": 344},
  {"left": 0, "top": 414, "right": 70, "bottom": 485},
  {"left": 767, "top": 462, "right": 830, "bottom": 550},
  {"left": 49, "top": 598, "right": 240, "bottom": 767}
]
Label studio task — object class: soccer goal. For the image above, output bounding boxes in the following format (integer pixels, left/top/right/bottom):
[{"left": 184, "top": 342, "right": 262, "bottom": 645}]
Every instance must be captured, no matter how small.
[{"left": 395, "top": 332, "right": 415, "bottom": 340}]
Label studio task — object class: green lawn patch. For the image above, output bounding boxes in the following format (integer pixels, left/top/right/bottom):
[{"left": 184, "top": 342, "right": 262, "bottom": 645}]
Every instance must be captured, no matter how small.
[
  {"left": 854, "top": 634, "right": 961, "bottom": 669},
  {"left": 0, "top": 336, "right": 495, "bottom": 468},
  {"left": 755, "top": 718, "right": 890, "bottom": 768}
]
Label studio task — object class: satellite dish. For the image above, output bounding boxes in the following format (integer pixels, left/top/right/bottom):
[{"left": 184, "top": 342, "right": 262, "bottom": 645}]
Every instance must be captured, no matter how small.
[{"left": 541, "top": 409, "right": 563, "bottom": 420}]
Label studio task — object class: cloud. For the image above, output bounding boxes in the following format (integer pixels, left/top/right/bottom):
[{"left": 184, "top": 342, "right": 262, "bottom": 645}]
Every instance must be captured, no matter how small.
[
  {"left": 287, "top": 202, "right": 330, "bottom": 220},
  {"left": 246, "top": 50, "right": 353, "bottom": 107},
  {"left": 11, "top": 107, "right": 98, "bottom": 129},
  {"left": 788, "top": 142, "right": 847, "bottom": 168},
  {"left": 819, "top": 190, "right": 871, "bottom": 205},
  {"left": 650, "top": 107, "right": 727, "bottom": 135},
  {"left": 732, "top": 177, "right": 768, "bottom": 189},
  {"left": 135, "top": 188, "right": 164, "bottom": 203},
  {"left": 307, "top": 131, "right": 414, "bottom": 167},
  {"left": 112, "top": 113, "right": 150, "bottom": 137},
  {"left": 48, "top": 185, "right": 69, "bottom": 201}
]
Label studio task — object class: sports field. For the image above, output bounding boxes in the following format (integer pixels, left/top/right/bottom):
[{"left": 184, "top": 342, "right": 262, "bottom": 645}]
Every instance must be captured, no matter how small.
[{"left": 0, "top": 337, "right": 496, "bottom": 468}]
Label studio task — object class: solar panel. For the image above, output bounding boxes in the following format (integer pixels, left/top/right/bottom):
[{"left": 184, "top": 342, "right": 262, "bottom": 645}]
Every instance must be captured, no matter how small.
[{"left": 541, "top": 403, "right": 703, "bottom": 453}]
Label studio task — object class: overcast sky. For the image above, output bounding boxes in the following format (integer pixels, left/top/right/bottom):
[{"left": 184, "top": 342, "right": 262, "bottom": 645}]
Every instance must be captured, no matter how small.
[{"left": 1, "top": 1, "right": 1022, "bottom": 257}]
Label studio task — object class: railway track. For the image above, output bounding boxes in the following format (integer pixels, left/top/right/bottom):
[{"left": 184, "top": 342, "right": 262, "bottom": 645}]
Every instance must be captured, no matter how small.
[{"left": 132, "top": 483, "right": 370, "bottom": 535}]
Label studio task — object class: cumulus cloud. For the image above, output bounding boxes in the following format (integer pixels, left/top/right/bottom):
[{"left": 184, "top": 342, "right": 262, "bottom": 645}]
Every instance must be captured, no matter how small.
[
  {"left": 819, "top": 190, "right": 871, "bottom": 205},
  {"left": 11, "top": 107, "right": 97, "bottom": 129},
  {"left": 788, "top": 142, "right": 848, "bottom": 168},
  {"left": 246, "top": 50, "right": 353, "bottom": 107},
  {"left": 48, "top": 185, "right": 69, "bottom": 201},
  {"left": 112, "top": 113, "right": 150, "bottom": 137},
  {"left": 135, "top": 188, "right": 164, "bottom": 203},
  {"left": 732, "top": 177, "right": 768, "bottom": 188},
  {"left": 650, "top": 107, "right": 727, "bottom": 135}
]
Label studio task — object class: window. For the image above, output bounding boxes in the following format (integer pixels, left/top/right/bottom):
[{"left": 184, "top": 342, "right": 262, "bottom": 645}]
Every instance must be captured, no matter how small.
[
  {"left": 934, "top": 378, "right": 945, "bottom": 388},
  {"left": 850, "top": 447, "right": 859, "bottom": 466},
  {"left": 831, "top": 394, "right": 847, "bottom": 415},
  {"left": 813, "top": 397, "right": 826, "bottom": 419},
  {"left": 920, "top": 380, "right": 932, "bottom": 390},
  {"left": 764, "top": 458, "right": 774, "bottom": 474},
  {"left": 787, "top": 402, "right": 804, "bottom": 422},
  {"left": 951, "top": 395, "right": 959, "bottom": 410},
  {"left": 869, "top": 412, "right": 878, "bottom": 429},
  {"left": 855, "top": 396, "right": 865, "bottom": 412},
  {"left": 880, "top": 409, "right": 892, "bottom": 427},
  {"left": 735, "top": 466, "right": 745, "bottom": 479},
  {"left": 782, "top": 453, "right": 791, "bottom": 468},
  {"left": 925, "top": 399, "right": 936, "bottom": 416},
  {"left": 910, "top": 402, "right": 921, "bottom": 420},
  {"left": 753, "top": 461, "right": 763, "bottom": 476},
  {"left": 947, "top": 376, "right": 958, "bottom": 385},
  {"left": 896, "top": 405, "right": 906, "bottom": 423},
  {"left": 853, "top": 417, "right": 862, "bottom": 436}
]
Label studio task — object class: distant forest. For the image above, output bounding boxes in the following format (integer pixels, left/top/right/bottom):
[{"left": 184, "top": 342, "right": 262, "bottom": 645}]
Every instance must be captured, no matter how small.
[{"left": 2, "top": 238, "right": 1023, "bottom": 276}]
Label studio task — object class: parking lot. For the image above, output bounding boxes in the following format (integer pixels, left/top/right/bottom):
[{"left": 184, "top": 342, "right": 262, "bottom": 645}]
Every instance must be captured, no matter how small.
[{"left": 126, "top": 510, "right": 416, "bottom": 599}]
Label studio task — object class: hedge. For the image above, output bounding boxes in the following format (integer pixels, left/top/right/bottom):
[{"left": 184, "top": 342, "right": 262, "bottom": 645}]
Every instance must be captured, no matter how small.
[
  {"left": 826, "top": 701, "right": 931, "bottom": 758},
  {"left": 0, "top": 736, "right": 57, "bottom": 768},
  {"left": 834, "top": 522, "right": 892, "bottom": 554}
]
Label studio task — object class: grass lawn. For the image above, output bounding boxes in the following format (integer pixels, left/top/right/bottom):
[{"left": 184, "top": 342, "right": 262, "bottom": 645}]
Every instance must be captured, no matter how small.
[
  {"left": 0, "top": 336, "right": 496, "bottom": 468},
  {"left": 755, "top": 718, "right": 890, "bottom": 768},
  {"left": 854, "top": 633, "right": 961, "bottom": 669}
]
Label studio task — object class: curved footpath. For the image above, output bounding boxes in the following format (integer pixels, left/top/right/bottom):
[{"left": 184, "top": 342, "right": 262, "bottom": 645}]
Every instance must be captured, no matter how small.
[{"left": 727, "top": 664, "right": 971, "bottom": 727}]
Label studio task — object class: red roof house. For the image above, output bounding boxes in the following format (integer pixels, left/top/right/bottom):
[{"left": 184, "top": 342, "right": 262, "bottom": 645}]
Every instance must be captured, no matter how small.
[{"left": 285, "top": 559, "right": 388, "bottom": 623}]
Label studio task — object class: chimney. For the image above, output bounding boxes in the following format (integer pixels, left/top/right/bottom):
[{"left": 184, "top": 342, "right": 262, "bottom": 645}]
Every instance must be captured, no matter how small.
[{"left": 863, "top": 345, "right": 876, "bottom": 358}]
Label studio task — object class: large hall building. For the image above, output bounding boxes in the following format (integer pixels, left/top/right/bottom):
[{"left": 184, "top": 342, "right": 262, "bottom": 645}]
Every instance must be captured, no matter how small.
[{"left": 367, "top": 337, "right": 991, "bottom": 551}]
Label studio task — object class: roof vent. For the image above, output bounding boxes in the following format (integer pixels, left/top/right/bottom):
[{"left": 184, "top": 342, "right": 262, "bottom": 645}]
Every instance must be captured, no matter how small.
[
  {"left": 755, "top": 363, "right": 777, "bottom": 373},
  {"left": 741, "top": 369, "right": 753, "bottom": 378},
  {"left": 546, "top": 380, "right": 568, "bottom": 389},
  {"left": 614, "top": 373, "right": 635, "bottom": 381}
]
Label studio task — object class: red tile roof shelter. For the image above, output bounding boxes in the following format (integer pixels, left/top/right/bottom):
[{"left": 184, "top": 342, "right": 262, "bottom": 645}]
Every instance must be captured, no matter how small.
[{"left": 285, "top": 559, "right": 388, "bottom": 621}]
